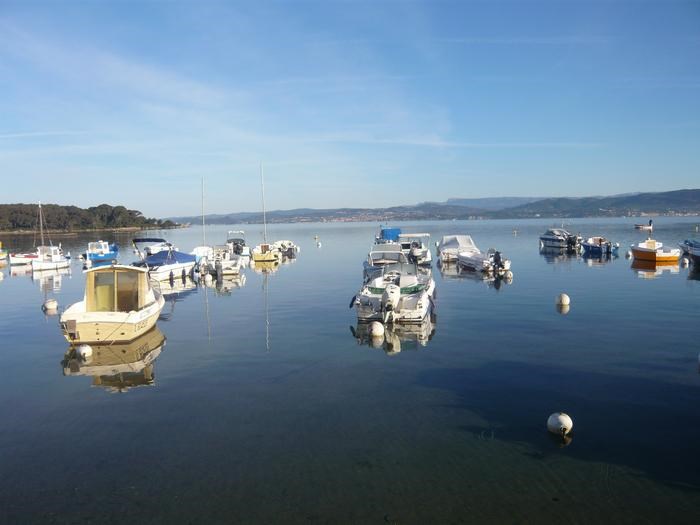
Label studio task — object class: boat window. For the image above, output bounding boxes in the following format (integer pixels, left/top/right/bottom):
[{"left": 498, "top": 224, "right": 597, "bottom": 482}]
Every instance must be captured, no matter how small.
[
  {"left": 117, "top": 271, "right": 139, "bottom": 311},
  {"left": 91, "top": 271, "right": 115, "bottom": 312}
]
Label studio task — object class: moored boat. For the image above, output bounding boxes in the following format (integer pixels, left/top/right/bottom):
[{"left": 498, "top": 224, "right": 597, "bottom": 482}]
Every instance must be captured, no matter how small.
[
  {"left": 630, "top": 239, "right": 680, "bottom": 263},
  {"left": 582, "top": 236, "right": 619, "bottom": 256},
  {"left": 81, "top": 240, "right": 119, "bottom": 266},
  {"left": 227, "top": 230, "right": 251, "bottom": 259},
  {"left": 398, "top": 233, "right": 432, "bottom": 266},
  {"left": 31, "top": 245, "right": 70, "bottom": 271},
  {"left": 635, "top": 220, "right": 654, "bottom": 231},
  {"left": 132, "top": 238, "right": 197, "bottom": 281},
  {"left": 375, "top": 226, "right": 401, "bottom": 245},
  {"left": 679, "top": 239, "right": 700, "bottom": 263},
  {"left": 539, "top": 228, "right": 582, "bottom": 251},
  {"left": 436, "top": 235, "right": 477, "bottom": 263},
  {"left": 59, "top": 265, "right": 165, "bottom": 344},
  {"left": 458, "top": 245, "right": 511, "bottom": 275}
]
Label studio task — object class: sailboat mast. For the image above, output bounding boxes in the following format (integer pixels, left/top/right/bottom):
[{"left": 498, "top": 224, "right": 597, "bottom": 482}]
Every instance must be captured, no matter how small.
[
  {"left": 38, "top": 202, "right": 45, "bottom": 245},
  {"left": 260, "top": 163, "right": 267, "bottom": 242},
  {"left": 201, "top": 177, "right": 206, "bottom": 245}
]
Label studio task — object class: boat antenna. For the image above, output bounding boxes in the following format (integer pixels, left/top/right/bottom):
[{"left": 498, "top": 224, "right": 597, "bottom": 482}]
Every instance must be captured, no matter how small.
[{"left": 260, "top": 163, "right": 267, "bottom": 243}]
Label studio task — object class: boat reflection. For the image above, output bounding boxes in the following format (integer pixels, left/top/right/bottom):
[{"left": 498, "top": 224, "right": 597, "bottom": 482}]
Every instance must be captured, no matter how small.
[
  {"left": 32, "top": 266, "right": 71, "bottom": 292},
  {"left": 539, "top": 246, "right": 580, "bottom": 264},
  {"left": 582, "top": 252, "right": 617, "bottom": 266},
  {"left": 158, "top": 275, "right": 198, "bottom": 298},
  {"left": 689, "top": 266, "right": 700, "bottom": 281},
  {"left": 210, "top": 274, "right": 247, "bottom": 295},
  {"left": 350, "top": 317, "right": 436, "bottom": 356},
  {"left": 61, "top": 327, "right": 166, "bottom": 393},
  {"left": 439, "top": 262, "right": 512, "bottom": 290},
  {"left": 631, "top": 260, "right": 679, "bottom": 279},
  {"left": 250, "top": 260, "right": 280, "bottom": 275}
]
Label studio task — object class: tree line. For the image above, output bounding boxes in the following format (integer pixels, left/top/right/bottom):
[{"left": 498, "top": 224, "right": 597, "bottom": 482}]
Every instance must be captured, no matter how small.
[{"left": 0, "top": 203, "right": 177, "bottom": 231}]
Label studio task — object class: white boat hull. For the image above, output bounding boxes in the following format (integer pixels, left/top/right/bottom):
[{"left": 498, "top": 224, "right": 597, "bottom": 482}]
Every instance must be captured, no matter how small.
[{"left": 147, "top": 261, "right": 196, "bottom": 281}]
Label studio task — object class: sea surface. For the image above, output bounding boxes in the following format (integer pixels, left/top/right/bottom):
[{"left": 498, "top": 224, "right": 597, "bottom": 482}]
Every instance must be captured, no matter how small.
[{"left": 1, "top": 218, "right": 699, "bottom": 524}]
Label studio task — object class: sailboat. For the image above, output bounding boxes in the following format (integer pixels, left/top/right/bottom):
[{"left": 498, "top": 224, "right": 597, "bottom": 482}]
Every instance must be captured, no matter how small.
[
  {"left": 31, "top": 202, "right": 70, "bottom": 271},
  {"left": 251, "top": 164, "right": 281, "bottom": 264}
]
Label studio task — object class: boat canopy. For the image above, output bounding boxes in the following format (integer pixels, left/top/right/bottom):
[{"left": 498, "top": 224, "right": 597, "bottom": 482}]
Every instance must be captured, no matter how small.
[
  {"left": 440, "top": 235, "right": 478, "bottom": 252},
  {"left": 132, "top": 238, "right": 168, "bottom": 245},
  {"left": 378, "top": 227, "right": 401, "bottom": 242},
  {"left": 84, "top": 265, "right": 151, "bottom": 313},
  {"left": 398, "top": 233, "right": 430, "bottom": 239}
]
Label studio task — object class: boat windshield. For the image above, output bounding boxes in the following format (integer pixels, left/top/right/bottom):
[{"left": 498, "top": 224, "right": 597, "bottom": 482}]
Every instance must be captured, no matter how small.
[{"left": 86, "top": 269, "right": 146, "bottom": 312}]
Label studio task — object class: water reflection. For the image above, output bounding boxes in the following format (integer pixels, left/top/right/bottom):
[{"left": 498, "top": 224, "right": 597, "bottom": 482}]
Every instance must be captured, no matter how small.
[
  {"left": 32, "top": 267, "right": 72, "bottom": 292},
  {"left": 210, "top": 274, "right": 247, "bottom": 295},
  {"left": 438, "top": 262, "right": 512, "bottom": 290},
  {"left": 582, "top": 253, "right": 617, "bottom": 266},
  {"left": 350, "top": 317, "right": 436, "bottom": 356},
  {"left": 61, "top": 327, "right": 166, "bottom": 393},
  {"left": 539, "top": 246, "right": 580, "bottom": 264},
  {"left": 631, "top": 260, "right": 680, "bottom": 279}
]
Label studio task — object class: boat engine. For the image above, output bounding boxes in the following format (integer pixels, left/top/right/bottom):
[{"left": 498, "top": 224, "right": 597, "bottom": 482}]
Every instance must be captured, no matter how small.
[{"left": 382, "top": 284, "right": 401, "bottom": 323}]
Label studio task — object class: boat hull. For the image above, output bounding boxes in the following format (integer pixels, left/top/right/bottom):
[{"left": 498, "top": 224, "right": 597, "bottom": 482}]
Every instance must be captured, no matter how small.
[
  {"left": 60, "top": 296, "right": 165, "bottom": 344},
  {"left": 31, "top": 259, "right": 70, "bottom": 271},
  {"left": 147, "top": 262, "right": 196, "bottom": 281},
  {"left": 9, "top": 253, "right": 38, "bottom": 265},
  {"left": 631, "top": 247, "right": 680, "bottom": 263}
]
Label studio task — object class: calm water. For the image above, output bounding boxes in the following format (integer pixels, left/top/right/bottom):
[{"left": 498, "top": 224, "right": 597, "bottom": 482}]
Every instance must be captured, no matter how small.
[{"left": 1, "top": 218, "right": 699, "bottom": 524}]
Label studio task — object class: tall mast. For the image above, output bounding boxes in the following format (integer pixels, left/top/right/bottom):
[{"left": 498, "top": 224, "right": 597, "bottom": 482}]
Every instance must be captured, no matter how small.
[
  {"left": 201, "top": 176, "right": 206, "bottom": 245},
  {"left": 260, "top": 163, "right": 267, "bottom": 242},
  {"left": 38, "top": 201, "right": 45, "bottom": 245}
]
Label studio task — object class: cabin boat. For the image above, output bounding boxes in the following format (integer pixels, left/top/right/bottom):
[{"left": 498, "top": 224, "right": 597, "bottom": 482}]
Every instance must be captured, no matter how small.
[
  {"left": 436, "top": 235, "right": 477, "bottom": 263},
  {"left": 457, "top": 242, "right": 511, "bottom": 275},
  {"left": 31, "top": 245, "right": 70, "bottom": 271},
  {"left": 227, "top": 231, "right": 251, "bottom": 259},
  {"left": 132, "top": 238, "right": 197, "bottom": 281},
  {"left": 398, "top": 233, "right": 432, "bottom": 266},
  {"left": 539, "top": 228, "right": 582, "bottom": 251},
  {"left": 630, "top": 239, "right": 680, "bottom": 263},
  {"left": 679, "top": 239, "right": 700, "bottom": 263},
  {"left": 210, "top": 245, "right": 242, "bottom": 276},
  {"left": 635, "top": 220, "right": 654, "bottom": 231},
  {"left": 62, "top": 327, "right": 166, "bottom": 393},
  {"left": 82, "top": 240, "right": 119, "bottom": 266},
  {"left": 375, "top": 226, "right": 401, "bottom": 245},
  {"left": 353, "top": 262, "right": 435, "bottom": 324},
  {"left": 582, "top": 236, "right": 619, "bottom": 256},
  {"left": 60, "top": 265, "right": 165, "bottom": 344}
]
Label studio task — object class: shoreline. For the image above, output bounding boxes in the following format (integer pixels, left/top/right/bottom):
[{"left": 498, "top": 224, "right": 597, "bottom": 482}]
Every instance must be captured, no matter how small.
[{"left": 0, "top": 225, "right": 187, "bottom": 236}]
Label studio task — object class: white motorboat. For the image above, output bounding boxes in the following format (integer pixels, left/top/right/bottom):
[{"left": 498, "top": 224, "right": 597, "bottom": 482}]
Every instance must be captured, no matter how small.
[
  {"left": 365, "top": 244, "right": 410, "bottom": 268},
  {"left": 458, "top": 244, "right": 511, "bottom": 275},
  {"left": 353, "top": 263, "right": 435, "bottom": 324},
  {"left": 60, "top": 265, "right": 165, "bottom": 344},
  {"left": 398, "top": 233, "right": 432, "bottom": 266},
  {"left": 31, "top": 245, "right": 70, "bottom": 271},
  {"left": 227, "top": 231, "right": 251, "bottom": 259},
  {"left": 273, "top": 239, "right": 300, "bottom": 258},
  {"left": 9, "top": 251, "right": 39, "bottom": 265},
  {"left": 539, "top": 228, "right": 582, "bottom": 251},
  {"left": 436, "top": 235, "right": 479, "bottom": 263},
  {"left": 132, "top": 238, "right": 197, "bottom": 281}
]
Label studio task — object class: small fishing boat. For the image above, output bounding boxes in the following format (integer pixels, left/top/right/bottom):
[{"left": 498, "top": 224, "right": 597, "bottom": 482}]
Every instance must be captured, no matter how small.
[
  {"left": 630, "top": 239, "right": 680, "bottom": 263},
  {"left": 81, "top": 240, "right": 119, "bottom": 266},
  {"left": 458, "top": 244, "right": 511, "bottom": 275},
  {"left": 398, "top": 233, "right": 432, "bottom": 266},
  {"left": 62, "top": 327, "right": 166, "bottom": 393},
  {"left": 634, "top": 220, "right": 653, "bottom": 231},
  {"left": 9, "top": 251, "right": 38, "bottom": 265},
  {"left": 32, "top": 245, "right": 70, "bottom": 271},
  {"left": 436, "top": 235, "right": 477, "bottom": 263},
  {"left": 582, "top": 236, "right": 619, "bottom": 256},
  {"left": 132, "top": 238, "right": 197, "bottom": 281},
  {"left": 60, "top": 265, "right": 165, "bottom": 344},
  {"left": 539, "top": 228, "right": 582, "bottom": 251},
  {"left": 352, "top": 263, "right": 435, "bottom": 324}
]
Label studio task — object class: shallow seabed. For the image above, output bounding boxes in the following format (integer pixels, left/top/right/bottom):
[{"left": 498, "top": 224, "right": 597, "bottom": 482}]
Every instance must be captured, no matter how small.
[{"left": 1, "top": 218, "right": 699, "bottom": 524}]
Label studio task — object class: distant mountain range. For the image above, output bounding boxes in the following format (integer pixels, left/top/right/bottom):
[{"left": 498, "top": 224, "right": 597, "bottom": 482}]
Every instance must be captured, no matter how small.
[{"left": 170, "top": 189, "right": 700, "bottom": 225}]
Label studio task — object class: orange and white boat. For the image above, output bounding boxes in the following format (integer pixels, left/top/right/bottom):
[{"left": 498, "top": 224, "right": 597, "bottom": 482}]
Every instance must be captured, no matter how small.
[{"left": 630, "top": 239, "right": 680, "bottom": 264}]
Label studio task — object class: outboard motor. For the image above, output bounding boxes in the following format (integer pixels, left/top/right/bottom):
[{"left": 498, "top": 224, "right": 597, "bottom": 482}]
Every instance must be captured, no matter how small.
[
  {"left": 382, "top": 284, "right": 401, "bottom": 324},
  {"left": 493, "top": 250, "right": 503, "bottom": 270}
]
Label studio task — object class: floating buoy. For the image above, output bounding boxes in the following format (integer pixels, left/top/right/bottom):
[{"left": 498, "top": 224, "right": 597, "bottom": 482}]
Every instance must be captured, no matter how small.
[
  {"left": 681, "top": 257, "right": 689, "bottom": 267},
  {"left": 547, "top": 412, "right": 573, "bottom": 437},
  {"left": 626, "top": 250, "right": 633, "bottom": 258},
  {"left": 42, "top": 298, "right": 58, "bottom": 312},
  {"left": 75, "top": 344, "right": 93, "bottom": 359},
  {"left": 556, "top": 293, "right": 570, "bottom": 306},
  {"left": 556, "top": 304, "right": 570, "bottom": 315},
  {"left": 368, "top": 321, "right": 385, "bottom": 337},
  {"left": 204, "top": 273, "right": 213, "bottom": 284}
]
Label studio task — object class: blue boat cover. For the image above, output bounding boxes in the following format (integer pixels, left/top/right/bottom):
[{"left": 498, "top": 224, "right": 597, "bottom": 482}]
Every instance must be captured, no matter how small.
[
  {"left": 379, "top": 227, "right": 401, "bottom": 242},
  {"left": 135, "top": 249, "right": 196, "bottom": 267}
]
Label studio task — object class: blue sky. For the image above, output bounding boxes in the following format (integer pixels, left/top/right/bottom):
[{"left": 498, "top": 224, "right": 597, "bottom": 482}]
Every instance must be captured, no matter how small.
[{"left": 1, "top": 0, "right": 698, "bottom": 217}]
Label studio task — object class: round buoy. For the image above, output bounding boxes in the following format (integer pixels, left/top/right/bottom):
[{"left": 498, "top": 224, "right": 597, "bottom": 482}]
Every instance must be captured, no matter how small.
[
  {"left": 556, "top": 304, "right": 570, "bottom": 315},
  {"left": 204, "top": 273, "right": 213, "bottom": 284},
  {"left": 75, "top": 344, "right": 93, "bottom": 359},
  {"left": 556, "top": 293, "right": 570, "bottom": 306},
  {"left": 43, "top": 298, "right": 58, "bottom": 312},
  {"left": 681, "top": 257, "right": 689, "bottom": 267},
  {"left": 547, "top": 412, "right": 573, "bottom": 437},
  {"left": 626, "top": 250, "right": 633, "bottom": 259},
  {"left": 368, "top": 321, "right": 385, "bottom": 337}
]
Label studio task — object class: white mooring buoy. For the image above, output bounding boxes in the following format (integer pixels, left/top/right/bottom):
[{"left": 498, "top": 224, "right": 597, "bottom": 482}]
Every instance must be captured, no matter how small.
[
  {"left": 547, "top": 412, "right": 573, "bottom": 437},
  {"left": 368, "top": 321, "right": 385, "bottom": 337},
  {"left": 42, "top": 298, "right": 58, "bottom": 312},
  {"left": 556, "top": 293, "right": 570, "bottom": 306},
  {"left": 681, "top": 257, "right": 689, "bottom": 268},
  {"left": 626, "top": 250, "right": 633, "bottom": 259},
  {"left": 75, "top": 344, "right": 93, "bottom": 359}
]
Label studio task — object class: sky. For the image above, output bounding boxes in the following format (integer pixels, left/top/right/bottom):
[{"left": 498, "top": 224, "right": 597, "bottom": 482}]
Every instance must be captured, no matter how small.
[{"left": 1, "top": 0, "right": 699, "bottom": 217}]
